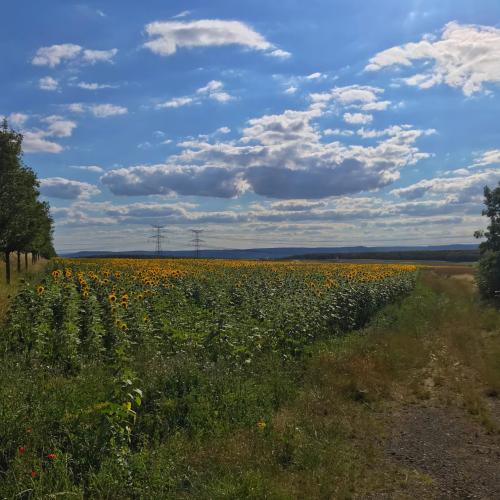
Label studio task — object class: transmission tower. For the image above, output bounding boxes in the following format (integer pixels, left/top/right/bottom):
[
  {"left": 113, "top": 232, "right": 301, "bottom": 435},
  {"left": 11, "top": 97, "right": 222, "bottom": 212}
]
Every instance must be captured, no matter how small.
[
  {"left": 149, "top": 225, "right": 166, "bottom": 257},
  {"left": 190, "top": 229, "right": 205, "bottom": 258}
]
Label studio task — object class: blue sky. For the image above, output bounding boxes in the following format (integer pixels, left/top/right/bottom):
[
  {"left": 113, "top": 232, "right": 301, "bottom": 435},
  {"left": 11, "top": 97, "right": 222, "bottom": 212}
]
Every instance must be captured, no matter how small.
[{"left": 2, "top": 0, "right": 499, "bottom": 252}]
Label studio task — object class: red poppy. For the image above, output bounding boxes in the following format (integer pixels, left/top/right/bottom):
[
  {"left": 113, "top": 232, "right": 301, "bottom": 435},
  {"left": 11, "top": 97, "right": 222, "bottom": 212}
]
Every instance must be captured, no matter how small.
[
  {"left": 18, "top": 446, "right": 26, "bottom": 455},
  {"left": 47, "top": 453, "right": 57, "bottom": 460},
  {"left": 31, "top": 470, "right": 37, "bottom": 478}
]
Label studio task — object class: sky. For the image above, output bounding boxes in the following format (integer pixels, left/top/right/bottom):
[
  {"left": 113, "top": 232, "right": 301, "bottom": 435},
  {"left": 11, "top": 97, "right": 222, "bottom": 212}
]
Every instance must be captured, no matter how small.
[{"left": 1, "top": 0, "right": 500, "bottom": 253}]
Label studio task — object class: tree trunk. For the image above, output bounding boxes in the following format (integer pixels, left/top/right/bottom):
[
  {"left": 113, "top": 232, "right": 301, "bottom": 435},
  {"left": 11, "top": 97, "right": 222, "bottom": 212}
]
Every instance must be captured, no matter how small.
[
  {"left": 32, "top": 253, "right": 35, "bottom": 264},
  {"left": 25, "top": 252, "right": 28, "bottom": 271},
  {"left": 17, "top": 251, "right": 21, "bottom": 273},
  {"left": 5, "top": 251, "right": 11, "bottom": 284}
]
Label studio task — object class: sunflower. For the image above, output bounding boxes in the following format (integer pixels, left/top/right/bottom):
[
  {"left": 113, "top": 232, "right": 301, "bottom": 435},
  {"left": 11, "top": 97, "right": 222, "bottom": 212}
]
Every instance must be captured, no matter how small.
[
  {"left": 108, "top": 293, "right": 117, "bottom": 303},
  {"left": 36, "top": 285, "right": 45, "bottom": 295}
]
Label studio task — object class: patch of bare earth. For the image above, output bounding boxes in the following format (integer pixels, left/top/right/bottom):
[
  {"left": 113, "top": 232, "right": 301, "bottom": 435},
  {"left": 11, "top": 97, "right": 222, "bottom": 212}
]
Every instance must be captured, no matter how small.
[{"left": 386, "top": 403, "right": 500, "bottom": 499}]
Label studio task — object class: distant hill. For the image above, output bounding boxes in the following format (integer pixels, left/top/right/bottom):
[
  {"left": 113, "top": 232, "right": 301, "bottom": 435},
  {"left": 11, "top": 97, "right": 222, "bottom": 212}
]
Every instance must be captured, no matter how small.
[{"left": 59, "top": 244, "right": 478, "bottom": 261}]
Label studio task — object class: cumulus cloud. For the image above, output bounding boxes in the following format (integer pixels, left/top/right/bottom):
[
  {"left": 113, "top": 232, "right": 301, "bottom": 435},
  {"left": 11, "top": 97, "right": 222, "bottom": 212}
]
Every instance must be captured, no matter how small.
[
  {"left": 143, "top": 19, "right": 288, "bottom": 58},
  {"left": 40, "top": 177, "right": 100, "bottom": 199},
  {"left": 23, "top": 132, "right": 63, "bottom": 154},
  {"left": 157, "top": 80, "right": 234, "bottom": 109},
  {"left": 32, "top": 44, "right": 117, "bottom": 67},
  {"left": 39, "top": 76, "right": 59, "bottom": 91},
  {"left": 42, "top": 115, "right": 77, "bottom": 137},
  {"left": 102, "top": 104, "right": 433, "bottom": 200},
  {"left": 90, "top": 104, "right": 127, "bottom": 118},
  {"left": 101, "top": 164, "right": 247, "bottom": 198},
  {"left": 472, "top": 149, "right": 500, "bottom": 167},
  {"left": 66, "top": 103, "right": 127, "bottom": 117},
  {"left": 7, "top": 113, "right": 29, "bottom": 127},
  {"left": 323, "top": 128, "right": 354, "bottom": 137},
  {"left": 366, "top": 21, "right": 500, "bottom": 95},
  {"left": 32, "top": 43, "right": 82, "bottom": 67},
  {"left": 391, "top": 168, "right": 500, "bottom": 202},
  {"left": 11, "top": 114, "right": 78, "bottom": 153},
  {"left": 157, "top": 96, "right": 194, "bottom": 109},
  {"left": 77, "top": 82, "right": 116, "bottom": 90},
  {"left": 82, "top": 48, "right": 118, "bottom": 64},
  {"left": 343, "top": 112, "right": 373, "bottom": 125},
  {"left": 310, "top": 85, "right": 391, "bottom": 116},
  {"left": 69, "top": 165, "right": 104, "bottom": 173}
]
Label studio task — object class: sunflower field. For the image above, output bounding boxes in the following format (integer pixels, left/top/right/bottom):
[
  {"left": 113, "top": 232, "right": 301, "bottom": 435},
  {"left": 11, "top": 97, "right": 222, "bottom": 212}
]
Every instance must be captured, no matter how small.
[
  {"left": 5, "top": 259, "right": 416, "bottom": 370},
  {"left": 0, "top": 258, "right": 417, "bottom": 496}
]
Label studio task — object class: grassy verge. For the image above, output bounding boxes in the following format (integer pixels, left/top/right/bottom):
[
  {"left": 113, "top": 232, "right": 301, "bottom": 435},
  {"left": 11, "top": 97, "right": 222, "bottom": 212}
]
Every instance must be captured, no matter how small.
[
  {"left": 0, "top": 256, "right": 46, "bottom": 324},
  {"left": 0, "top": 269, "right": 499, "bottom": 498}
]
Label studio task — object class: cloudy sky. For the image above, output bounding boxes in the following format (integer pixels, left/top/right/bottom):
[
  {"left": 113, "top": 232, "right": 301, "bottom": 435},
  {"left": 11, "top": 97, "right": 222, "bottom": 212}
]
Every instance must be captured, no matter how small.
[{"left": 2, "top": 0, "right": 500, "bottom": 253}]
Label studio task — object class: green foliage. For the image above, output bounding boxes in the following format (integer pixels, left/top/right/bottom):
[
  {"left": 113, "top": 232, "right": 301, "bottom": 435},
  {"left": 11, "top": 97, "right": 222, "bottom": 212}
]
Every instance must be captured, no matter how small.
[
  {"left": 475, "top": 181, "right": 500, "bottom": 301},
  {"left": 0, "top": 119, "right": 55, "bottom": 283}
]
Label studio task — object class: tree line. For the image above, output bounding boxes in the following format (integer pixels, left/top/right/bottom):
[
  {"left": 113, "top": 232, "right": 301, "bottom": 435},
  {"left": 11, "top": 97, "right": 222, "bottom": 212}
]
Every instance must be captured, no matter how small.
[{"left": 0, "top": 119, "right": 55, "bottom": 284}]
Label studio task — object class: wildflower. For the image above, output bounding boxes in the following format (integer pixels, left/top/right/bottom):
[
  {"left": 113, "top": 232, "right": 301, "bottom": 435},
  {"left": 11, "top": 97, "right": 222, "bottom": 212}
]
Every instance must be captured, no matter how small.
[
  {"left": 47, "top": 453, "right": 57, "bottom": 460},
  {"left": 256, "top": 419, "right": 266, "bottom": 431},
  {"left": 18, "top": 446, "right": 26, "bottom": 455},
  {"left": 30, "top": 470, "right": 37, "bottom": 478},
  {"left": 36, "top": 285, "right": 45, "bottom": 295}
]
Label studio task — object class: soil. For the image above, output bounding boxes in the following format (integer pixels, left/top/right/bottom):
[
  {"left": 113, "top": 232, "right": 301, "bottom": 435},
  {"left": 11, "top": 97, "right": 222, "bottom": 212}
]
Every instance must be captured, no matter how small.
[{"left": 386, "top": 403, "right": 500, "bottom": 499}]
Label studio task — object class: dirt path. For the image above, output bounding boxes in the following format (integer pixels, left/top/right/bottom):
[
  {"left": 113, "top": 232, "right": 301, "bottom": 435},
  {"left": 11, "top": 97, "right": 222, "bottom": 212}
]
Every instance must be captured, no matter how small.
[{"left": 386, "top": 403, "right": 500, "bottom": 499}]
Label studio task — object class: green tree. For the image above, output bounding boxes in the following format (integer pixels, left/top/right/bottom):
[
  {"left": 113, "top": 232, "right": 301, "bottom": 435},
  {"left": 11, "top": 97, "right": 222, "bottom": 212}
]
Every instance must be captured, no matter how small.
[
  {"left": 474, "top": 181, "right": 500, "bottom": 300},
  {"left": 0, "top": 119, "right": 55, "bottom": 283}
]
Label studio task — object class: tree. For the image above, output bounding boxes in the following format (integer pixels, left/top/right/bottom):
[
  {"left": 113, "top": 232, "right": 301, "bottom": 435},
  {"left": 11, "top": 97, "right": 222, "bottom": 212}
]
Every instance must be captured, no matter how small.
[
  {"left": 474, "top": 181, "right": 500, "bottom": 301},
  {"left": 0, "top": 119, "right": 55, "bottom": 283}
]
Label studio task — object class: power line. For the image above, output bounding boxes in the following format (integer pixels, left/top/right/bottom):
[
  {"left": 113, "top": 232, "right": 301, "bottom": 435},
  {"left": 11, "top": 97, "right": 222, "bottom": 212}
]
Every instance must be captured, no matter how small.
[
  {"left": 190, "top": 229, "right": 205, "bottom": 258},
  {"left": 149, "top": 225, "right": 166, "bottom": 257}
]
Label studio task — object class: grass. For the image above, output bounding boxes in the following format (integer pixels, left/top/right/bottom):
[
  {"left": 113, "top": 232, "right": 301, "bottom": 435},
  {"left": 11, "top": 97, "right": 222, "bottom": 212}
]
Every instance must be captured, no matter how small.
[
  {"left": 0, "top": 267, "right": 499, "bottom": 498},
  {"left": 0, "top": 255, "right": 46, "bottom": 324}
]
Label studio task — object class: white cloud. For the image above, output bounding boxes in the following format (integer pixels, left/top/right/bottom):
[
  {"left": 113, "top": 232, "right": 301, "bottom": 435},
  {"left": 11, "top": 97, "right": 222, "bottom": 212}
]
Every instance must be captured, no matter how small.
[
  {"left": 268, "top": 49, "right": 292, "bottom": 59},
  {"left": 39, "top": 76, "right": 59, "bottom": 91},
  {"left": 323, "top": 128, "right": 354, "bottom": 137},
  {"left": 391, "top": 168, "right": 500, "bottom": 202},
  {"left": 67, "top": 103, "right": 128, "bottom": 117},
  {"left": 157, "top": 96, "right": 194, "bottom": 109},
  {"left": 284, "top": 86, "right": 298, "bottom": 95},
  {"left": 32, "top": 43, "right": 117, "bottom": 67},
  {"left": 77, "top": 82, "right": 116, "bottom": 90},
  {"left": 40, "top": 177, "right": 100, "bottom": 199},
  {"left": 70, "top": 165, "right": 104, "bottom": 173},
  {"left": 306, "top": 72, "right": 323, "bottom": 80},
  {"left": 366, "top": 21, "right": 500, "bottom": 95},
  {"left": 42, "top": 115, "right": 77, "bottom": 137},
  {"left": 82, "top": 48, "right": 118, "bottom": 64},
  {"left": 172, "top": 10, "right": 191, "bottom": 19},
  {"left": 472, "top": 149, "right": 500, "bottom": 167},
  {"left": 32, "top": 43, "right": 82, "bottom": 67},
  {"left": 197, "top": 80, "right": 223, "bottom": 94},
  {"left": 67, "top": 103, "right": 86, "bottom": 113},
  {"left": 310, "top": 85, "right": 391, "bottom": 114},
  {"left": 23, "top": 132, "right": 63, "bottom": 154},
  {"left": 7, "top": 113, "right": 29, "bottom": 127},
  {"left": 13, "top": 114, "right": 78, "bottom": 153},
  {"left": 102, "top": 104, "right": 432, "bottom": 200},
  {"left": 216, "top": 126, "right": 231, "bottom": 134},
  {"left": 157, "top": 80, "right": 234, "bottom": 108},
  {"left": 90, "top": 104, "right": 127, "bottom": 118},
  {"left": 343, "top": 112, "right": 373, "bottom": 125},
  {"left": 143, "top": 19, "right": 288, "bottom": 58}
]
